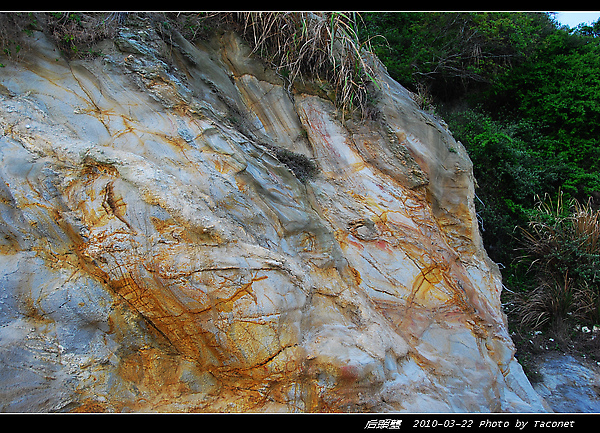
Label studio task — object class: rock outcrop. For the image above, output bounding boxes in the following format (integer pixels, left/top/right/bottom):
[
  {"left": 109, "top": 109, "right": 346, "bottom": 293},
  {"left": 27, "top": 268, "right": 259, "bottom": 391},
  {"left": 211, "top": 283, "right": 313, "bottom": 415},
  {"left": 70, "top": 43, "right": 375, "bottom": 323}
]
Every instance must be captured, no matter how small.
[{"left": 0, "top": 19, "right": 548, "bottom": 412}]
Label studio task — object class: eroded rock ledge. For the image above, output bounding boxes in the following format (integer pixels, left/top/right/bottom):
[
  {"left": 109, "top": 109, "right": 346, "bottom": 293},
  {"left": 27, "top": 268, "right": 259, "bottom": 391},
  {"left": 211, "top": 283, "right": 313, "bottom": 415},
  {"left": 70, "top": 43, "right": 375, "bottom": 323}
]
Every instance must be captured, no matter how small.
[{"left": 0, "top": 22, "right": 548, "bottom": 412}]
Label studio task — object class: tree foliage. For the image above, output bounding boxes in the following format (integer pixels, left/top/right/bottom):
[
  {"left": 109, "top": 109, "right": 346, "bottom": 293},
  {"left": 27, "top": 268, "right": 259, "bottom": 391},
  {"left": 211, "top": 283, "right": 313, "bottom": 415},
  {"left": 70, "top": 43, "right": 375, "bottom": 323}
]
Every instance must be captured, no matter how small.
[{"left": 360, "top": 12, "right": 555, "bottom": 102}]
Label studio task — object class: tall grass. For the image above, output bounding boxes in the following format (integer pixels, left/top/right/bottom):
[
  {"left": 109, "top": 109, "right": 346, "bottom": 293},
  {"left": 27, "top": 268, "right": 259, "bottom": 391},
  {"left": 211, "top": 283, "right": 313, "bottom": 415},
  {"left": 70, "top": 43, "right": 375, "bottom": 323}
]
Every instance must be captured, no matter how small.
[
  {"left": 229, "top": 12, "right": 380, "bottom": 118},
  {"left": 509, "top": 192, "right": 600, "bottom": 330}
]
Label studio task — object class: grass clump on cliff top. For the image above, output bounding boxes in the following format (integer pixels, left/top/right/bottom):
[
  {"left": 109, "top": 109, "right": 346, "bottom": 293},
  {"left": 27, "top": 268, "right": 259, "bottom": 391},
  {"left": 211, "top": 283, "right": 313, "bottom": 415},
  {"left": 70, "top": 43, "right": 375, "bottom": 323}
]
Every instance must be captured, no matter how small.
[{"left": 227, "top": 12, "right": 380, "bottom": 118}]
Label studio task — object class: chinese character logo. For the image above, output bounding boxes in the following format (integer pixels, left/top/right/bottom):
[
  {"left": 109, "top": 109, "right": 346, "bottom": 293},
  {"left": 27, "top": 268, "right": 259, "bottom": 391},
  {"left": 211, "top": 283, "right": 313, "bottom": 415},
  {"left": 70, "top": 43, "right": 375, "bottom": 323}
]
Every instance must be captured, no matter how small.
[{"left": 365, "top": 419, "right": 402, "bottom": 429}]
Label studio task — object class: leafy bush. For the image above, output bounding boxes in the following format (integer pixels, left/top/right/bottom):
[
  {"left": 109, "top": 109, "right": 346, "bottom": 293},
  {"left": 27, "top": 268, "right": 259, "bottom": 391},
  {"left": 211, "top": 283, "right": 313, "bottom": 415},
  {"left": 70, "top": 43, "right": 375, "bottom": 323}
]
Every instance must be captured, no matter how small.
[
  {"left": 485, "top": 26, "right": 600, "bottom": 198},
  {"left": 262, "top": 144, "right": 318, "bottom": 184}
]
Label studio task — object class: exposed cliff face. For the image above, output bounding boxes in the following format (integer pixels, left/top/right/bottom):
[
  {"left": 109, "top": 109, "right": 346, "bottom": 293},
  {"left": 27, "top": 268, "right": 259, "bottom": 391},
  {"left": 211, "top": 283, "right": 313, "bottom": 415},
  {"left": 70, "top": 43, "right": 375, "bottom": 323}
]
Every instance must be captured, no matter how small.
[{"left": 0, "top": 21, "right": 548, "bottom": 412}]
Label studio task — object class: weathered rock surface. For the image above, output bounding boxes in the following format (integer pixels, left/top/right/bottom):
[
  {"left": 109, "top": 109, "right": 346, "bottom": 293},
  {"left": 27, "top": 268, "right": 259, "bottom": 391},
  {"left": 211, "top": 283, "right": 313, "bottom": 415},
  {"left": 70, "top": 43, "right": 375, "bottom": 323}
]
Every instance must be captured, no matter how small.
[
  {"left": 532, "top": 353, "right": 600, "bottom": 413},
  {"left": 0, "top": 22, "right": 548, "bottom": 412}
]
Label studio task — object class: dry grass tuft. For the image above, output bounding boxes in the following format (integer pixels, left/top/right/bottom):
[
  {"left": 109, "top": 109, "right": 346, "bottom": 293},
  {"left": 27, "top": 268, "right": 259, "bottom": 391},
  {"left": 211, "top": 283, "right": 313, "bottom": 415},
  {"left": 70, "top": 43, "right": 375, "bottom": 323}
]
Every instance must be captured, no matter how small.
[
  {"left": 509, "top": 192, "right": 600, "bottom": 330},
  {"left": 228, "top": 12, "right": 379, "bottom": 118}
]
